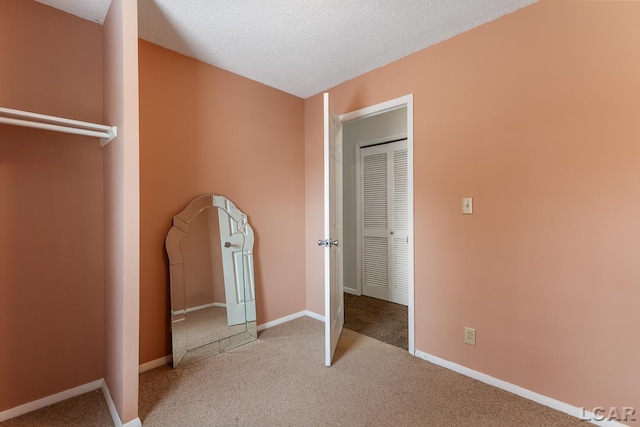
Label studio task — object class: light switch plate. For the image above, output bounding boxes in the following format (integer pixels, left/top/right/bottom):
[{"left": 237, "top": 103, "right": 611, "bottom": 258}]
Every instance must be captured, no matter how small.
[{"left": 462, "top": 197, "right": 473, "bottom": 214}]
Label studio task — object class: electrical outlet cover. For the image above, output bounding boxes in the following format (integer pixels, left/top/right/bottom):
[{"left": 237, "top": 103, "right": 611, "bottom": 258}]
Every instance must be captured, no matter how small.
[{"left": 465, "top": 327, "right": 476, "bottom": 346}]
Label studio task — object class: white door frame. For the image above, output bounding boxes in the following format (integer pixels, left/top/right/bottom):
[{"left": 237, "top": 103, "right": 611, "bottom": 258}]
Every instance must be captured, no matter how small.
[{"left": 340, "top": 94, "right": 415, "bottom": 355}]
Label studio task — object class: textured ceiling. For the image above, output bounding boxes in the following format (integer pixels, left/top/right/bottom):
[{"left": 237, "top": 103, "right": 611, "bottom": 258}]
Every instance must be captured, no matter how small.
[
  {"left": 35, "top": 0, "right": 112, "bottom": 24},
  {"left": 35, "top": 0, "right": 537, "bottom": 99}
]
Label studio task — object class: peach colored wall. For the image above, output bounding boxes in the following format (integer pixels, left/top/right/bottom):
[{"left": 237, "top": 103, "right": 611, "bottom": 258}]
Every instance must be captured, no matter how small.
[
  {"left": 103, "top": 0, "right": 140, "bottom": 423},
  {"left": 305, "top": 1, "right": 640, "bottom": 421},
  {"left": 0, "top": 1, "right": 104, "bottom": 412},
  {"left": 138, "top": 41, "right": 306, "bottom": 363}
]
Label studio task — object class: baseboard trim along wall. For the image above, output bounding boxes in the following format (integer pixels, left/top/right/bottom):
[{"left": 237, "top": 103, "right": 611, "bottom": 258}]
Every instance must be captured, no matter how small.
[
  {"left": 343, "top": 286, "right": 358, "bottom": 295},
  {"left": 256, "top": 310, "right": 325, "bottom": 331},
  {"left": 0, "top": 379, "right": 103, "bottom": 422},
  {"left": 139, "top": 355, "right": 172, "bottom": 373},
  {"left": 303, "top": 310, "right": 325, "bottom": 322},
  {"left": 101, "top": 381, "right": 142, "bottom": 427},
  {"left": 414, "top": 350, "right": 629, "bottom": 427},
  {"left": 171, "top": 301, "right": 226, "bottom": 316}
]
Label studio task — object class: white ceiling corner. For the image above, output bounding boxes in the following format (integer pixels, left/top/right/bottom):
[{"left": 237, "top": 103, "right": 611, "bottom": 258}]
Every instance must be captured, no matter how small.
[
  {"left": 34, "top": 0, "right": 538, "bottom": 98},
  {"left": 35, "top": 0, "right": 111, "bottom": 24}
]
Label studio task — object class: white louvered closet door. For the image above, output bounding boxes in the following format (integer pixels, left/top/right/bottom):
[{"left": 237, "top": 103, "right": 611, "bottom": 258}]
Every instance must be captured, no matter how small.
[{"left": 361, "top": 140, "right": 408, "bottom": 306}]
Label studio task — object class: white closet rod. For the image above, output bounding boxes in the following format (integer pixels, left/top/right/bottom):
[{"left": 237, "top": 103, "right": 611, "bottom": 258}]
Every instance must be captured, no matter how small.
[{"left": 0, "top": 107, "right": 117, "bottom": 146}]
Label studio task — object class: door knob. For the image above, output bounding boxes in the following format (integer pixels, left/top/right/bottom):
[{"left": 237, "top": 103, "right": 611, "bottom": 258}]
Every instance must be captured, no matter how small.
[{"left": 317, "top": 239, "right": 339, "bottom": 247}]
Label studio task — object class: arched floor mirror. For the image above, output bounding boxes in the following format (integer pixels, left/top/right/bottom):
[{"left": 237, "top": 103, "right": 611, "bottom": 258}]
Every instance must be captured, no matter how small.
[{"left": 165, "top": 194, "right": 257, "bottom": 368}]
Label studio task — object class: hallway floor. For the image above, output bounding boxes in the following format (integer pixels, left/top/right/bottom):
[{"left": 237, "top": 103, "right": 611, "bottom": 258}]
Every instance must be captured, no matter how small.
[{"left": 343, "top": 292, "right": 408, "bottom": 350}]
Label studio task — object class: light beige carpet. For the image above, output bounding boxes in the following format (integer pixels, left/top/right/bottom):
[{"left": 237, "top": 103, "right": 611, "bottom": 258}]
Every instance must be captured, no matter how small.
[
  {"left": 1, "top": 317, "right": 585, "bottom": 426},
  {"left": 0, "top": 389, "right": 111, "bottom": 427},
  {"left": 185, "top": 306, "right": 246, "bottom": 350}
]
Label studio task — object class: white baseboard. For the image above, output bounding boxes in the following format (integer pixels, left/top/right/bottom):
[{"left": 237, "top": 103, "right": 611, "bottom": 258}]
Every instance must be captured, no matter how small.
[
  {"left": 124, "top": 417, "right": 143, "bottom": 427},
  {"left": 101, "top": 381, "right": 119, "bottom": 426},
  {"left": 344, "top": 286, "right": 359, "bottom": 295},
  {"left": 172, "top": 302, "right": 225, "bottom": 316},
  {"left": 101, "top": 381, "right": 142, "bottom": 427},
  {"left": 186, "top": 302, "right": 225, "bottom": 313},
  {"left": 0, "top": 379, "right": 103, "bottom": 422},
  {"left": 304, "top": 310, "right": 325, "bottom": 322},
  {"left": 139, "top": 355, "right": 172, "bottom": 373},
  {"left": 414, "top": 350, "right": 630, "bottom": 427},
  {"left": 255, "top": 310, "right": 326, "bottom": 332},
  {"left": 257, "top": 310, "right": 308, "bottom": 331}
]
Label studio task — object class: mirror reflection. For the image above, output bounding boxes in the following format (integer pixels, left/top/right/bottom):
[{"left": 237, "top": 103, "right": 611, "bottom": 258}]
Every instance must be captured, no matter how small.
[{"left": 165, "top": 194, "right": 257, "bottom": 368}]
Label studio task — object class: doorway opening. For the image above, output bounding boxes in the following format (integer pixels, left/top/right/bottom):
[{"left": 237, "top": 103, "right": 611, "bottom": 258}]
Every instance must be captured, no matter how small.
[{"left": 339, "top": 95, "right": 414, "bottom": 353}]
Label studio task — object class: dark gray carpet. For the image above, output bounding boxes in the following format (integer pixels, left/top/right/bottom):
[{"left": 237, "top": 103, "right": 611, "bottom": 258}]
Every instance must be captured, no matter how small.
[{"left": 344, "top": 293, "right": 408, "bottom": 350}]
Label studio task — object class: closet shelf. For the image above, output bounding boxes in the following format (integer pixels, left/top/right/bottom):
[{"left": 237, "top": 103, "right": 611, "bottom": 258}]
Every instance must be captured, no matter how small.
[{"left": 0, "top": 107, "right": 117, "bottom": 146}]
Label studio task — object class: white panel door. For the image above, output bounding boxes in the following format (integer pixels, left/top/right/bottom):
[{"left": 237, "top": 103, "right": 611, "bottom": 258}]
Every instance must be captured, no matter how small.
[
  {"left": 361, "top": 140, "right": 408, "bottom": 306},
  {"left": 323, "top": 93, "right": 344, "bottom": 367},
  {"left": 218, "top": 202, "right": 249, "bottom": 326}
]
